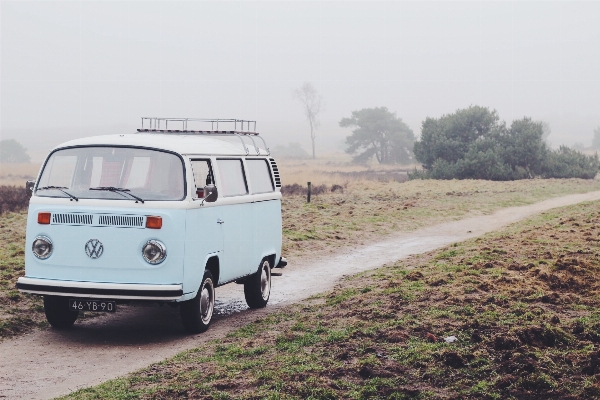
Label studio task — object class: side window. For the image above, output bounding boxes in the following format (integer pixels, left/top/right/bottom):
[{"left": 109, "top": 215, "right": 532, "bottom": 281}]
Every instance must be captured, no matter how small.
[
  {"left": 216, "top": 159, "right": 248, "bottom": 197},
  {"left": 246, "top": 159, "right": 274, "bottom": 194},
  {"left": 190, "top": 159, "right": 214, "bottom": 197}
]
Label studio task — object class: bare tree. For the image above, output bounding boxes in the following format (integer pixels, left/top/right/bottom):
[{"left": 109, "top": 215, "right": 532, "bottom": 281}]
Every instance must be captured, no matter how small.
[{"left": 293, "top": 82, "right": 323, "bottom": 159}]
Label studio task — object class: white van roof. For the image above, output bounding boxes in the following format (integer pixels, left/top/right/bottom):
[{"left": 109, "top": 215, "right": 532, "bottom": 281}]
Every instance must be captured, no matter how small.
[{"left": 53, "top": 133, "right": 270, "bottom": 157}]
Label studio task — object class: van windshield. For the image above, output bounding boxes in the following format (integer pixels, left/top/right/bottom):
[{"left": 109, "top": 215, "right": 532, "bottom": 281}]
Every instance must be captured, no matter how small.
[{"left": 36, "top": 147, "right": 185, "bottom": 201}]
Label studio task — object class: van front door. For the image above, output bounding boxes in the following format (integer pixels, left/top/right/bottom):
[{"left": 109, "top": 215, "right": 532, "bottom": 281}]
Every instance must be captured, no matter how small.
[
  {"left": 184, "top": 159, "right": 223, "bottom": 293},
  {"left": 214, "top": 159, "right": 254, "bottom": 283}
]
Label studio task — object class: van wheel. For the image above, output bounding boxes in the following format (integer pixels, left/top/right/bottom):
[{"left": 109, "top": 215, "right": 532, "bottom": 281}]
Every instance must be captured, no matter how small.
[
  {"left": 44, "top": 296, "right": 78, "bottom": 329},
  {"left": 180, "top": 270, "right": 215, "bottom": 334},
  {"left": 244, "top": 259, "right": 271, "bottom": 309}
]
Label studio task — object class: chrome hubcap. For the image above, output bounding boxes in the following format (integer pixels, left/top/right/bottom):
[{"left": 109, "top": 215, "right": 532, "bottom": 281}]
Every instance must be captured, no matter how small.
[
  {"left": 260, "top": 262, "right": 271, "bottom": 301},
  {"left": 200, "top": 280, "right": 214, "bottom": 324}
]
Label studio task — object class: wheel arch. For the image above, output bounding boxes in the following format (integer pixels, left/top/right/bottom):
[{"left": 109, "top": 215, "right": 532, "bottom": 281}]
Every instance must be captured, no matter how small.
[
  {"left": 260, "top": 252, "right": 277, "bottom": 270},
  {"left": 205, "top": 255, "right": 220, "bottom": 286}
]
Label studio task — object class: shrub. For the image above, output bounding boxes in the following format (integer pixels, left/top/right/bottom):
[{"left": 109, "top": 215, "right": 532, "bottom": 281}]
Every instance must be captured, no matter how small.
[
  {"left": 542, "top": 146, "right": 600, "bottom": 179},
  {"left": 0, "top": 186, "right": 30, "bottom": 214},
  {"left": 413, "top": 106, "right": 600, "bottom": 180},
  {"left": 280, "top": 184, "right": 338, "bottom": 196}
]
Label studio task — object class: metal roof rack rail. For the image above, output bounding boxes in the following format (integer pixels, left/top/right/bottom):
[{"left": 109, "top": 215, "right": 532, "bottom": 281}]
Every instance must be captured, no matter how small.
[{"left": 137, "top": 117, "right": 269, "bottom": 156}]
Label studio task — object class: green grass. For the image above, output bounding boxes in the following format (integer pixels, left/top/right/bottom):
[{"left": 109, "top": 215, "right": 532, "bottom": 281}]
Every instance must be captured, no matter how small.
[{"left": 59, "top": 200, "right": 600, "bottom": 399}]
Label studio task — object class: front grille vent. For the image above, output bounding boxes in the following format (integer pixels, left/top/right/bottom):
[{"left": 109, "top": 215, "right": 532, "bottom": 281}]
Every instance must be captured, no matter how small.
[
  {"left": 98, "top": 215, "right": 144, "bottom": 228},
  {"left": 52, "top": 213, "right": 93, "bottom": 225},
  {"left": 269, "top": 158, "right": 281, "bottom": 188}
]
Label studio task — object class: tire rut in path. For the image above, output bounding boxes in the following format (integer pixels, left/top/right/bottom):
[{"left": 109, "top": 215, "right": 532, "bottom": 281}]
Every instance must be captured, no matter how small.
[{"left": 2, "top": 190, "right": 600, "bottom": 400}]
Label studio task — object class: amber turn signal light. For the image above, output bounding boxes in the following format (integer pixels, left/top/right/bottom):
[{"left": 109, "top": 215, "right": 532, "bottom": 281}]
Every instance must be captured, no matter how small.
[
  {"left": 146, "top": 216, "right": 162, "bottom": 229},
  {"left": 38, "top": 212, "right": 51, "bottom": 224}
]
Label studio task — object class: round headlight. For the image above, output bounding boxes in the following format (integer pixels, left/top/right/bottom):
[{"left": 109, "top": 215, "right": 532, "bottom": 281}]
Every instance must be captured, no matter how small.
[
  {"left": 142, "top": 240, "right": 167, "bottom": 264},
  {"left": 32, "top": 236, "right": 53, "bottom": 259}
]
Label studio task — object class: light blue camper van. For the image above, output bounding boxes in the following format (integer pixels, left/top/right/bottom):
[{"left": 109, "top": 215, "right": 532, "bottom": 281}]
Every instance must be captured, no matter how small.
[{"left": 16, "top": 118, "right": 285, "bottom": 333}]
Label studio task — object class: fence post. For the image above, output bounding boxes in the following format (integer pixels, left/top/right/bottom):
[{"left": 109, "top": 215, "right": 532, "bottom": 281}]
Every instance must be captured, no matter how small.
[{"left": 307, "top": 182, "right": 311, "bottom": 203}]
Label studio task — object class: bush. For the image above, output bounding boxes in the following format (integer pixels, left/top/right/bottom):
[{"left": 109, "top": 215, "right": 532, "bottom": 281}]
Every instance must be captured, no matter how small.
[
  {"left": 542, "top": 146, "right": 600, "bottom": 179},
  {"left": 280, "top": 184, "right": 339, "bottom": 196},
  {"left": 0, "top": 186, "right": 30, "bottom": 214},
  {"left": 413, "top": 106, "right": 600, "bottom": 180}
]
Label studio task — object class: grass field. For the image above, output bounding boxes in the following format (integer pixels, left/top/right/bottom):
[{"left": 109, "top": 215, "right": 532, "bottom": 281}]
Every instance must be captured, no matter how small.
[
  {"left": 0, "top": 163, "right": 40, "bottom": 187},
  {"left": 276, "top": 155, "right": 415, "bottom": 186},
  {"left": 0, "top": 212, "right": 45, "bottom": 338},
  {"left": 60, "top": 200, "right": 600, "bottom": 399},
  {"left": 2, "top": 178, "right": 600, "bottom": 341},
  {"left": 281, "top": 178, "right": 600, "bottom": 257}
]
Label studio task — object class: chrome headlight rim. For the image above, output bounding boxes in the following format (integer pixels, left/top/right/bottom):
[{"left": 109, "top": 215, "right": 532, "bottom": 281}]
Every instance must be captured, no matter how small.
[
  {"left": 142, "top": 239, "right": 167, "bottom": 265},
  {"left": 32, "top": 235, "right": 53, "bottom": 260}
]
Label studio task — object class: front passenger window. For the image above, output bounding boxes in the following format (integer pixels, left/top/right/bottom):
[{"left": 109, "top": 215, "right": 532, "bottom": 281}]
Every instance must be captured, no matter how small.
[{"left": 191, "top": 159, "right": 213, "bottom": 197}]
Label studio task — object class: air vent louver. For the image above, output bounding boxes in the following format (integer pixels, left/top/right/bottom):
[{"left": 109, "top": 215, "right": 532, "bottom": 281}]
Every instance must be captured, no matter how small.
[
  {"left": 269, "top": 158, "right": 281, "bottom": 188},
  {"left": 51, "top": 213, "right": 93, "bottom": 225},
  {"left": 98, "top": 215, "right": 144, "bottom": 228}
]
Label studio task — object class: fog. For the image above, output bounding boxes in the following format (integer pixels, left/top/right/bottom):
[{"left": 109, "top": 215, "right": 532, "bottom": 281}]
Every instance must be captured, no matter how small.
[{"left": 1, "top": 1, "right": 599, "bottom": 161}]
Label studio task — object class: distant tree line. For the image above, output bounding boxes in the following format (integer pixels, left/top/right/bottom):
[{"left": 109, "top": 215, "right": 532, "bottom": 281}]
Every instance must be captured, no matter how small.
[
  {"left": 338, "top": 105, "right": 599, "bottom": 180},
  {"left": 0, "top": 139, "right": 30, "bottom": 163}
]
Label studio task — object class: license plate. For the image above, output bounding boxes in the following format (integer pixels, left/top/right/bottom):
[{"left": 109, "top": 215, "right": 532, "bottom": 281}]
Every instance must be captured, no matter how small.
[{"left": 68, "top": 299, "right": 116, "bottom": 313}]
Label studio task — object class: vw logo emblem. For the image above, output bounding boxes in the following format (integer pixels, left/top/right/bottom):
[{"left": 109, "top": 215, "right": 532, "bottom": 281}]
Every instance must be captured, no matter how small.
[{"left": 85, "top": 239, "right": 104, "bottom": 259}]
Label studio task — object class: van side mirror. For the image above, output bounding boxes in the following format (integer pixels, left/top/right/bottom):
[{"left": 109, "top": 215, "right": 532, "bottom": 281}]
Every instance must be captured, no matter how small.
[
  {"left": 26, "top": 180, "right": 35, "bottom": 196},
  {"left": 203, "top": 184, "right": 218, "bottom": 203}
]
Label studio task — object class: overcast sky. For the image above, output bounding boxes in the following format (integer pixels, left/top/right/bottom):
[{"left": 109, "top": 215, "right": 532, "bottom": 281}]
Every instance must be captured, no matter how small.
[{"left": 2, "top": 1, "right": 600, "bottom": 159}]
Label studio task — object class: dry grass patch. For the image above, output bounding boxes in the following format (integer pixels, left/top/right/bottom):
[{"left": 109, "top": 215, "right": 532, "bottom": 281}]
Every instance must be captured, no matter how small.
[
  {"left": 61, "top": 201, "right": 600, "bottom": 399},
  {"left": 282, "top": 178, "right": 600, "bottom": 257},
  {"left": 0, "top": 163, "right": 40, "bottom": 186},
  {"left": 277, "top": 156, "right": 414, "bottom": 186},
  {"left": 0, "top": 211, "right": 46, "bottom": 338}
]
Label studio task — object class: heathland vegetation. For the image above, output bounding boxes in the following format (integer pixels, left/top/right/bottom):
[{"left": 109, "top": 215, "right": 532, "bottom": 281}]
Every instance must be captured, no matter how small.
[{"left": 60, "top": 200, "right": 600, "bottom": 399}]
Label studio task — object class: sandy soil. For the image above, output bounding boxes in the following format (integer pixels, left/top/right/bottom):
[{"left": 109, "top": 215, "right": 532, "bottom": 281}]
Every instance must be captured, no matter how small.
[{"left": 1, "top": 190, "right": 600, "bottom": 400}]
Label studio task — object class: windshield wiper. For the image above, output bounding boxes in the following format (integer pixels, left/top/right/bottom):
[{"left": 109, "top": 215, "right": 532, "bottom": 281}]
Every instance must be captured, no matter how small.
[
  {"left": 89, "top": 187, "right": 145, "bottom": 204},
  {"left": 37, "top": 186, "right": 79, "bottom": 201}
]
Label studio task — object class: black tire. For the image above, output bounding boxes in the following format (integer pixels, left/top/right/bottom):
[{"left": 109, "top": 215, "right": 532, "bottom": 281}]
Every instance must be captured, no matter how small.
[
  {"left": 244, "top": 258, "right": 271, "bottom": 309},
  {"left": 180, "top": 270, "right": 215, "bottom": 334},
  {"left": 44, "top": 296, "right": 78, "bottom": 329}
]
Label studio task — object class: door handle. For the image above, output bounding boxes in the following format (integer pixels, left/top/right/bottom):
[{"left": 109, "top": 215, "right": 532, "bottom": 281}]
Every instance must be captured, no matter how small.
[{"left": 217, "top": 219, "right": 224, "bottom": 224}]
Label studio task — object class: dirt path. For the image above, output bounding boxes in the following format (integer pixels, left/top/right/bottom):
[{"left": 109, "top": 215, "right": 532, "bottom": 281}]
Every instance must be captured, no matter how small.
[{"left": 2, "top": 190, "right": 600, "bottom": 400}]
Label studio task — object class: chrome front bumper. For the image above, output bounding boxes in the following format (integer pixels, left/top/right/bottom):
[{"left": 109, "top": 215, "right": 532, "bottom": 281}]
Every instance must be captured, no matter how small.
[{"left": 16, "top": 277, "right": 183, "bottom": 301}]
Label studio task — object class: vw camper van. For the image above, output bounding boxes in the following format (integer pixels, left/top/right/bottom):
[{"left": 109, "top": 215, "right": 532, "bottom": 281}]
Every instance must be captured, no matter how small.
[{"left": 16, "top": 118, "right": 285, "bottom": 333}]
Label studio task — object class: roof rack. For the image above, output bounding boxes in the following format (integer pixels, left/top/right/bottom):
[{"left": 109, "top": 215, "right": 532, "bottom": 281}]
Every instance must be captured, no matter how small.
[{"left": 137, "top": 117, "right": 269, "bottom": 156}]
